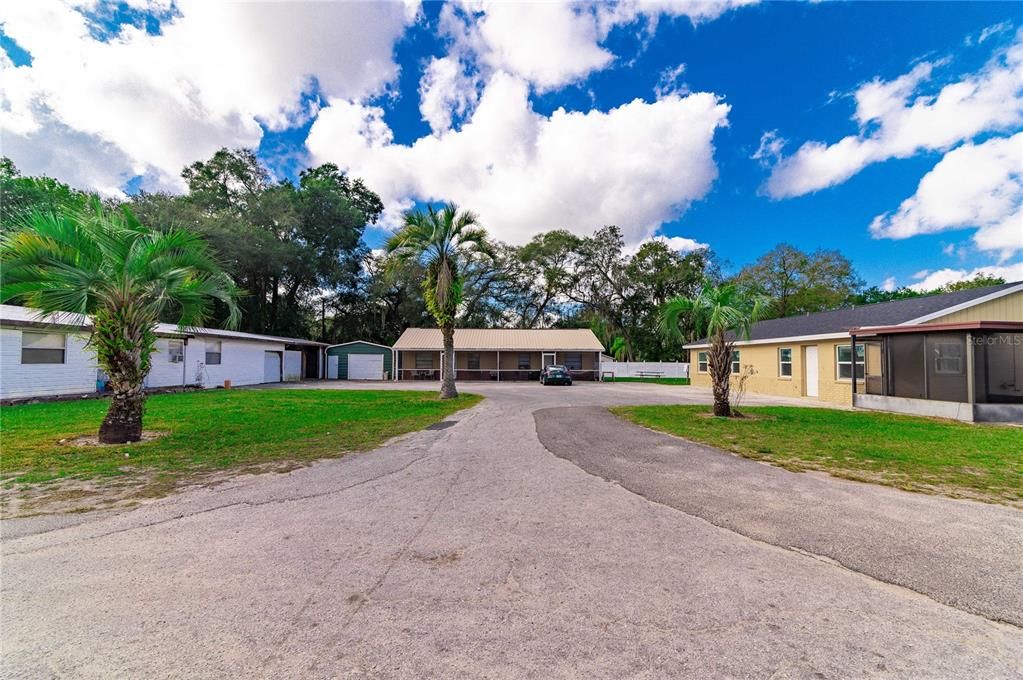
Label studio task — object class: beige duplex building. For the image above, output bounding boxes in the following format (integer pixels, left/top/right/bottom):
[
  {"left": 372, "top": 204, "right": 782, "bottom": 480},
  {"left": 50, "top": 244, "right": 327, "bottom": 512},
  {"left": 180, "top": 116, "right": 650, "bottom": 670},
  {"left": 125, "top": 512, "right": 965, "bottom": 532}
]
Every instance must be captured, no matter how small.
[
  {"left": 392, "top": 328, "right": 605, "bottom": 381},
  {"left": 685, "top": 282, "right": 1023, "bottom": 422}
]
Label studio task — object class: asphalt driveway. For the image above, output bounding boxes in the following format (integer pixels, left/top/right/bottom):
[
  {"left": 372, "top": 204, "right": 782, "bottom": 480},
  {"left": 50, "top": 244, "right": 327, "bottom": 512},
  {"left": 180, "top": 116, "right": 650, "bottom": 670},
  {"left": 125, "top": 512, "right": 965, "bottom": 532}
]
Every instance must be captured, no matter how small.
[
  {"left": 3, "top": 382, "right": 1021, "bottom": 678},
  {"left": 535, "top": 405, "right": 1023, "bottom": 626}
]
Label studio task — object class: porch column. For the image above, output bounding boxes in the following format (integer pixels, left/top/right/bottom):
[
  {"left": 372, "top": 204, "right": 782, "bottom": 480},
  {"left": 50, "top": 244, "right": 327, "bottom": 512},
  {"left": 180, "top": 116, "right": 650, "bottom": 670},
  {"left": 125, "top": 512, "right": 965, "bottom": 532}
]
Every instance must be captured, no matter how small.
[
  {"left": 850, "top": 334, "right": 857, "bottom": 399},
  {"left": 497, "top": 350, "right": 500, "bottom": 381},
  {"left": 966, "top": 332, "right": 975, "bottom": 404}
]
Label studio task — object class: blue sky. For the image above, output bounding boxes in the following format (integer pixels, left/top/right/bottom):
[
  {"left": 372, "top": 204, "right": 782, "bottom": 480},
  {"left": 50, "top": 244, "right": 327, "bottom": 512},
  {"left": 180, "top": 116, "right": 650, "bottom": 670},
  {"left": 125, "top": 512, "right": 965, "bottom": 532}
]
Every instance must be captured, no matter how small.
[{"left": 2, "top": 1, "right": 1021, "bottom": 290}]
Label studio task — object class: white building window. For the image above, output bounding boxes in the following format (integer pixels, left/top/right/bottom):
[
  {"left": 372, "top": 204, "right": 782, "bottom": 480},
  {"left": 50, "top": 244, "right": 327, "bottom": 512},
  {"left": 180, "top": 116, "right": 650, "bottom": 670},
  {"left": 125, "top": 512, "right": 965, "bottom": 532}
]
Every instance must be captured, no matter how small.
[
  {"left": 168, "top": 339, "right": 184, "bottom": 363},
  {"left": 21, "top": 331, "right": 66, "bottom": 364},
  {"left": 697, "top": 351, "right": 708, "bottom": 373},
  {"left": 934, "top": 342, "right": 963, "bottom": 374},
  {"left": 205, "top": 340, "right": 222, "bottom": 365},
  {"left": 731, "top": 350, "right": 741, "bottom": 375},
  {"left": 778, "top": 347, "right": 792, "bottom": 377},
  {"left": 836, "top": 344, "right": 864, "bottom": 380}
]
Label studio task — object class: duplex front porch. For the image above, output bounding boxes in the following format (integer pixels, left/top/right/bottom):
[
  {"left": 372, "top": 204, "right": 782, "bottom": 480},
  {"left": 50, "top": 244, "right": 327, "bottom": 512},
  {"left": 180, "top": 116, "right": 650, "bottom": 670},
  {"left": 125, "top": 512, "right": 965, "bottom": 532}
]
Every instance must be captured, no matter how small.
[{"left": 395, "top": 349, "right": 600, "bottom": 381}]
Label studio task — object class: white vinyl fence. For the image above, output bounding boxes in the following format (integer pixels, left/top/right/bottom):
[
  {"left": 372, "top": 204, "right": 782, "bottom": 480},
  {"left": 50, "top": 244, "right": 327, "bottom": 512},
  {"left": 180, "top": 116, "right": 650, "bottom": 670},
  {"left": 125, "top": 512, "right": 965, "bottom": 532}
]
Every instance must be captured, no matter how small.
[{"left": 599, "top": 360, "right": 689, "bottom": 380}]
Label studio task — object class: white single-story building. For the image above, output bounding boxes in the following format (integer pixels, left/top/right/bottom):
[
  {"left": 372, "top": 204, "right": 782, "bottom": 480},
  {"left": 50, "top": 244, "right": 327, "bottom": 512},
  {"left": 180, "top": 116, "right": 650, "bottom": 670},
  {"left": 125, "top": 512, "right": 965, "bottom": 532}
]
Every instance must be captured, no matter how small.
[{"left": 0, "top": 304, "right": 327, "bottom": 401}]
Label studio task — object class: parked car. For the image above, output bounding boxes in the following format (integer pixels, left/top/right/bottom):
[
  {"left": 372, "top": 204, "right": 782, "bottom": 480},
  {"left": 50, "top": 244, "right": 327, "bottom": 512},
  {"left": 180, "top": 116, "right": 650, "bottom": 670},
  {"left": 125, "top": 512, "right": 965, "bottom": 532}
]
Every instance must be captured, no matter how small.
[{"left": 540, "top": 365, "right": 573, "bottom": 386}]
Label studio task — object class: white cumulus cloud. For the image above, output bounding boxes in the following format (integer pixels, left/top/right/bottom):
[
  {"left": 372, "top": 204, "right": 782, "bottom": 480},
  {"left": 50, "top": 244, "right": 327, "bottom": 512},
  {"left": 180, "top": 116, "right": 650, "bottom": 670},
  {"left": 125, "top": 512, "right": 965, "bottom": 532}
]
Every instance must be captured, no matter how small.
[
  {"left": 307, "top": 71, "right": 730, "bottom": 245},
  {"left": 0, "top": 0, "right": 417, "bottom": 194},
  {"left": 418, "top": 56, "right": 480, "bottom": 135},
  {"left": 870, "top": 132, "right": 1023, "bottom": 259},
  {"left": 628, "top": 234, "right": 709, "bottom": 255},
  {"left": 439, "top": 1, "right": 613, "bottom": 93},
  {"left": 764, "top": 30, "right": 1023, "bottom": 198},
  {"left": 909, "top": 262, "right": 1023, "bottom": 291},
  {"left": 439, "top": 0, "right": 755, "bottom": 93}
]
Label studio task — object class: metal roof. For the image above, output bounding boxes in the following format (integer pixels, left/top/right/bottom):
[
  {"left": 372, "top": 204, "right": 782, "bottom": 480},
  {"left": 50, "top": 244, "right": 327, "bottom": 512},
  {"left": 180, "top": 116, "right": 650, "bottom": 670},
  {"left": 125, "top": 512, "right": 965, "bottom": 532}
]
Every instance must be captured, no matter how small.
[
  {"left": 393, "top": 327, "right": 605, "bottom": 351},
  {"left": 685, "top": 282, "right": 1022, "bottom": 347},
  {"left": 0, "top": 305, "right": 88, "bottom": 329},
  {"left": 0, "top": 305, "right": 325, "bottom": 346}
]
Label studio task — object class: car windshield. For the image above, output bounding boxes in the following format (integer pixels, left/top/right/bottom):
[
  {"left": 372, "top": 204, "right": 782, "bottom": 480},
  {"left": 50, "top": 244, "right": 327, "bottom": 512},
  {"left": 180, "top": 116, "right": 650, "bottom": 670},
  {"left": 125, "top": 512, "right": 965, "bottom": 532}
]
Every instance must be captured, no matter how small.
[{"left": 548, "top": 368, "right": 566, "bottom": 375}]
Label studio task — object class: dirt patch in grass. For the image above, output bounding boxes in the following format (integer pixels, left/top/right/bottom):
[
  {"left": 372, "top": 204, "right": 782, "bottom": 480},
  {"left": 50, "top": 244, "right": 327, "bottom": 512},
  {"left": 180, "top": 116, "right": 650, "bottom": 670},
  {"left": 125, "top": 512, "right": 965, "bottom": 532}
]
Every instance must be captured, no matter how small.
[
  {"left": 695, "top": 411, "right": 775, "bottom": 422},
  {"left": 59, "top": 430, "right": 169, "bottom": 448}
]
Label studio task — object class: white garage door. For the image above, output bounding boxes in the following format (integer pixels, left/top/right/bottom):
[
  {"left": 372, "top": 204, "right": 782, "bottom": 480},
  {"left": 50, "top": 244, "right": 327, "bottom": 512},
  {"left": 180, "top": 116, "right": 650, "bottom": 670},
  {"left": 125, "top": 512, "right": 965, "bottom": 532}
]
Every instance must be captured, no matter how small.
[
  {"left": 263, "top": 351, "right": 282, "bottom": 383},
  {"left": 348, "top": 354, "right": 383, "bottom": 380}
]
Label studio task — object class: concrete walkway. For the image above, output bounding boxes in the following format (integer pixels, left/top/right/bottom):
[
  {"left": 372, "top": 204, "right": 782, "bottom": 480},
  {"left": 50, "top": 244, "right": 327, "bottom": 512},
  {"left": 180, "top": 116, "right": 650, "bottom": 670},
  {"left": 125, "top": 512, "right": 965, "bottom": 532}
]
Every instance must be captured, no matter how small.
[{"left": 2, "top": 382, "right": 1021, "bottom": 678}]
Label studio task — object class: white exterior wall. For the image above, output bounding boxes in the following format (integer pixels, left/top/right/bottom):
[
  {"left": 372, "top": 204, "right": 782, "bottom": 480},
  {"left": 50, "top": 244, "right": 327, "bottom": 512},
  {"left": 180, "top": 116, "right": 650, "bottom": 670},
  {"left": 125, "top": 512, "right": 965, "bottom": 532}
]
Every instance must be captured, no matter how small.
[
  {"left": 198, "top": 338, "right": 288, "bottom": 388},
  {"left": 145, "top": 337, "right": 190, "bottom": 388},
  {"left": 2, "top": 326, "right": 300, "bottom": 399},
  {"left": 0, "top": 328, "right": 98, "bottom": 399}
]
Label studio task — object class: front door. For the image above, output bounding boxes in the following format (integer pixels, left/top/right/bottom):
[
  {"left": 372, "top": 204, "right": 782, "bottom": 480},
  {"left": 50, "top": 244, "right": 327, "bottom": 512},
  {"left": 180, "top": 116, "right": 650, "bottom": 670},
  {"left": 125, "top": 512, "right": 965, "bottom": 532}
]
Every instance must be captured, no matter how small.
[
  {"left": 805, "top": 346, "right": 819, "bottom": 397},
  {"left": 542, "top": 353, "right": 556, "bottom": 369}
]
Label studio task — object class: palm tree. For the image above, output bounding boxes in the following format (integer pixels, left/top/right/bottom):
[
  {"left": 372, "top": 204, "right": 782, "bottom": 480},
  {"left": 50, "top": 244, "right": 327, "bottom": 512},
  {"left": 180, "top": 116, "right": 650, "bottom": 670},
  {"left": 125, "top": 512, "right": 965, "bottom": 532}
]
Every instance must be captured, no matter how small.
[
  {"left": 386, "top": 204, "right": 490, "bottom": 399},
  {"left": 660, "top": 282, "right": 767, "bottom": 417},
  {"left": 1, "top": 204, "right": 240, "bottom": 443}
]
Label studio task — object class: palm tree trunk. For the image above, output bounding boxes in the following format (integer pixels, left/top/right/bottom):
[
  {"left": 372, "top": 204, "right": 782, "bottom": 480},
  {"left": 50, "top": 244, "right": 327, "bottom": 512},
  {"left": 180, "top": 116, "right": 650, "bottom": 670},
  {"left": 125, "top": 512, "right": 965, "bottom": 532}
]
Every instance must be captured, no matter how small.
[
  {"left": 709, "top": 330, "right": 732, "bottom": 417},
  {"left": 440, "top": 324, "right": 458, "bottom": 399},
  {"left": 99, "top": 381, "right": 146, "bottom": 443},
  {"left": 94, "top": 311, "right": 152, "bottom": 444}
]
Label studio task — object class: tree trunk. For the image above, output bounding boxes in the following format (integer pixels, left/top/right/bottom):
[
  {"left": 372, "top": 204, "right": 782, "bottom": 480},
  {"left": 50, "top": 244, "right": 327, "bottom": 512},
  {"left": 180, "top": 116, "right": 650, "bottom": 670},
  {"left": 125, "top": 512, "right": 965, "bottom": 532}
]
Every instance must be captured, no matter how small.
[
  {"left": 99, "top": 382, "right": 146, "bottom": 443},
  {"left": 92, "top": 308, "right": 154, "bottom": 444},
  {"left": 709, "top": 330, "right": 732, "bottom": 418},
  {"left": 440, "top": 324, "right": 458, "bottom": 399}
]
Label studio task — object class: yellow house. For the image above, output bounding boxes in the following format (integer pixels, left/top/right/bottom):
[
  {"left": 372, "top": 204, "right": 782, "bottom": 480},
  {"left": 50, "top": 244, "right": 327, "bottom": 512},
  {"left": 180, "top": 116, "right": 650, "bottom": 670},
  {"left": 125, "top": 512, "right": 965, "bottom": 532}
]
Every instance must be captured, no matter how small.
[{"left": 685, "top": 282, "right": 1023, "bottom": 422}]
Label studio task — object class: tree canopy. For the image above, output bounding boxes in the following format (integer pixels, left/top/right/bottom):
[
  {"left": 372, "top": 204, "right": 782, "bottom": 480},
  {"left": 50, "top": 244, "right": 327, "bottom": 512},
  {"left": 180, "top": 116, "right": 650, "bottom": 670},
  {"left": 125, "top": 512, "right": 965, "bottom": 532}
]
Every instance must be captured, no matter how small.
[
  {"left": 736, "top": 243, "right": 862, "bottom": 318},
  {"left": 3, "top": 156, "right": 1009, "bottom": 362}
]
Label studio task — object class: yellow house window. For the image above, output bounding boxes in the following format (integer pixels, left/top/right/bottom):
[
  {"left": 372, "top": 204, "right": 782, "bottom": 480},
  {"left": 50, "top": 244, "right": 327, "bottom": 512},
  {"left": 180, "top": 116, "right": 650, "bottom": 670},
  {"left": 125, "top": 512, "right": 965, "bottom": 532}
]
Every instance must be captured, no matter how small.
[
  {"left": 697, "top": 351, "right": 708, "bottom": 373},
  {"left": 731, "top": 350, "right": 741, "bottom": 374},
  {"left": 836, "top": 344, "right": 864, "bottom": 380},
  {"left": 778, "top": 347, "right": 792, "bottom": 377}
]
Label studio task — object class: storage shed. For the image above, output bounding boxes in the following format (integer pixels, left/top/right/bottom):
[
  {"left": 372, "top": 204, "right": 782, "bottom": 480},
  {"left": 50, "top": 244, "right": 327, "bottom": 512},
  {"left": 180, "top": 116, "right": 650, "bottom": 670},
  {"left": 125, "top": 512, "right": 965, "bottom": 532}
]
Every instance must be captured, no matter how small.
[{"left": 326, "top": 341, "right": 393, "bottom": 381}]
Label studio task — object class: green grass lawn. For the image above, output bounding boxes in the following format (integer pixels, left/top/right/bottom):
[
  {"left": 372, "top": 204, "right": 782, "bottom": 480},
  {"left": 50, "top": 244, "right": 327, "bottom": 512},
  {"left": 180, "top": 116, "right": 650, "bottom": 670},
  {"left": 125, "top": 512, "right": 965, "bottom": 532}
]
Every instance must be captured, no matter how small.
[
  {"left": 2, "top": 389, "right": 482, "bottom": 492},
  {"left": 608, "top": 377, "right": 691, "bottom": 385},
  {"left": 612, "top": 405, "right": 1023, "bottom": 506}
]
